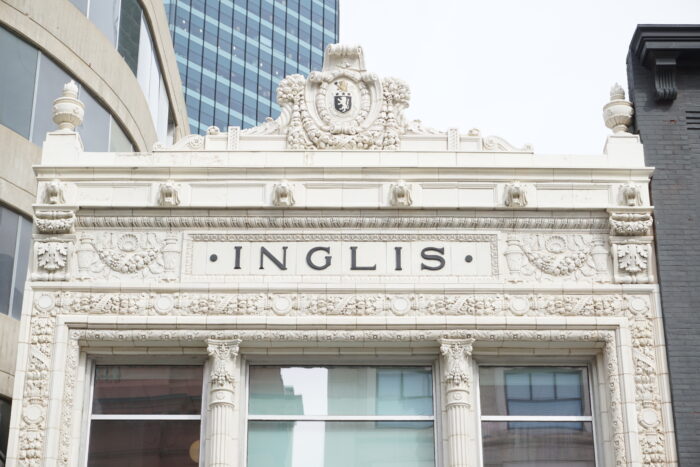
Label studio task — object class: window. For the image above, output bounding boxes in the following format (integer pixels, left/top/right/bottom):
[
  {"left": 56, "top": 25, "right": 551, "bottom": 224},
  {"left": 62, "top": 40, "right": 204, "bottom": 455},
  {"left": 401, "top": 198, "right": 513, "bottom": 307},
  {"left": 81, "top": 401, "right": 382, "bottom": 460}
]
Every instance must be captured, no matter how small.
[
  {"left": 479, "top": 366, "right": 595, "bottom": 467},
  {"left": 0, "top": 206, "right": 31, "bottom": 320},
  {"left": 86, "top": 365, "right": 203, "bottom": 466},
  {"left": 0, "top": 25, "right": 135, "bottom": 151},
  {"left": 247, "top": 366, "right": 436, "bottom": 467},
  {"left": 0, "top": 398, "right": 10, "bottom": 467}
]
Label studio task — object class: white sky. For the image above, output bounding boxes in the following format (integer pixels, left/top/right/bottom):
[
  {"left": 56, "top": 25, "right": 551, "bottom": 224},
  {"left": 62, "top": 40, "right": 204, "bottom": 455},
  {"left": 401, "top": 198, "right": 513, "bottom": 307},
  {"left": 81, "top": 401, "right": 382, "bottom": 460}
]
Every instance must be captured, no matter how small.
[{"left": 339, "top": 0, "right": 700, "bottom": 154}]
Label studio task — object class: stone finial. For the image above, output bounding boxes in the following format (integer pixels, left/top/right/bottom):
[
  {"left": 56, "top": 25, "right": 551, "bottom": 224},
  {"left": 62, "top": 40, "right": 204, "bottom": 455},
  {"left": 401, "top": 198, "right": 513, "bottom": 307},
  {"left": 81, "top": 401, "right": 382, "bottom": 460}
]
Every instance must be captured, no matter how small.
[
  {"left": 52, "top": 81, "right": 85, "bottom": 131},
  {"left": 272, "top": 181, "right": 295, "bottom": 207},
  {"left": 389, "top": 180, "right": 413, "bottom": 207},
  {"left": 610, "top": 83, "right": 626, "bottom": 101},
  {"left": 207, "top": 126, "right": 220, "bottom": 135},
  {"left": 603, "top": 83, "right": 634, "bottom": 134}
]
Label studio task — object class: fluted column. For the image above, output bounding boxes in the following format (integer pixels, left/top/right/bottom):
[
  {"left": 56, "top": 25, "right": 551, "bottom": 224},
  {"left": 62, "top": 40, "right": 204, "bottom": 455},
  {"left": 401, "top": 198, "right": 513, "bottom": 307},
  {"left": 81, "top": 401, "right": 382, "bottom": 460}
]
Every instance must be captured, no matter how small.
[
  {"left": 439, "top": 338, "right": 476, "bottom": 467},
  {"left": 206, "top": 339, "right": 241, "bottom": 467}
]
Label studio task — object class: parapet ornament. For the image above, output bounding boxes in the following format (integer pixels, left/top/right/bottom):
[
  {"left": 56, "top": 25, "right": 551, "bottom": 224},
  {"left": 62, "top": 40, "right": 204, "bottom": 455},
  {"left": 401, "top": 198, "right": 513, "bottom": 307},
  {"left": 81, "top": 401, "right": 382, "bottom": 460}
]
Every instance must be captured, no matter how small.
[
  {"left": 603, "top": 83, "right": 634, "bottom": 134},
  {"left": 52, "top": 81, "right": 84, "bottom": 131},
  {"left": 241, "top": 44, "right": 410, "bottom": 150}
]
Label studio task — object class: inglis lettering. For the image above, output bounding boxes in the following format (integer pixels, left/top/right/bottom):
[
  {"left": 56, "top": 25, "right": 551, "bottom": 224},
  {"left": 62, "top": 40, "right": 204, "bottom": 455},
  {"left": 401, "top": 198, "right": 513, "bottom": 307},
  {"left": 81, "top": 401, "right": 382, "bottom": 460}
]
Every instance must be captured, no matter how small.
[{"left": 188, "top": 239, "right": 494, "bottom": 278}]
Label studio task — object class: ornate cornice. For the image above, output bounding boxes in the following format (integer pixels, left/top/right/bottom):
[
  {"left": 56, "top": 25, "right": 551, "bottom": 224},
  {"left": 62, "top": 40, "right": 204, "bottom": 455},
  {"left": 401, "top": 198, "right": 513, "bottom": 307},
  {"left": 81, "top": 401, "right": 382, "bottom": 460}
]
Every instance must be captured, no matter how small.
[{"left": 76, "top": 215, "right": 609, "bottom": 230}]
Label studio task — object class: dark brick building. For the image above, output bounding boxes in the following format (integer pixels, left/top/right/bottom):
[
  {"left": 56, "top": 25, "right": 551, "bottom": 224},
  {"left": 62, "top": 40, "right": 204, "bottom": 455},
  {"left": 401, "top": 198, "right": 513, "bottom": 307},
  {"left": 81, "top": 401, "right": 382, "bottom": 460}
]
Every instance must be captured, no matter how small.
[{"left": 627, "top": 24, "right": 700, "bottom": 465}]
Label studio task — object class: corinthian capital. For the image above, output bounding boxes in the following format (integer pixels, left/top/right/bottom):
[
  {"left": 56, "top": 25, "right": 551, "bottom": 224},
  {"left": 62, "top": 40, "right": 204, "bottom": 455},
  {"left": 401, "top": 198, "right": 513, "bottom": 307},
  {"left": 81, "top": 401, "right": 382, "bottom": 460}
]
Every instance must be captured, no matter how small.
[
  {"left": 439, "top": 338, "right": 475, "bottom": 389},
  {"left": 207, "top": 339, "right": 241, "bottom": 389}
]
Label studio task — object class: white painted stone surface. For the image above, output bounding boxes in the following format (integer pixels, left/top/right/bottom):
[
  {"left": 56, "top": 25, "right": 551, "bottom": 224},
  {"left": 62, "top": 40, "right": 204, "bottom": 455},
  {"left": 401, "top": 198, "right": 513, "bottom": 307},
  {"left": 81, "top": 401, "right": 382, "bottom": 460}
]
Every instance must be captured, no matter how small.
[{"left": 5, "top": 44, "right": 675, "bottom": 467}]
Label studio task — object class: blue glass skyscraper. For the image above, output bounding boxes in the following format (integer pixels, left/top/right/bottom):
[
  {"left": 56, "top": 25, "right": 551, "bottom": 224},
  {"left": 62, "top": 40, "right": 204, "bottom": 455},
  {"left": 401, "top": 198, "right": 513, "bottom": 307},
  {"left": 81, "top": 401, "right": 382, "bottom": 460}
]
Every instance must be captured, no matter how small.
[{"left": 164, "top": 0, "right": 339, "bottom": 134}]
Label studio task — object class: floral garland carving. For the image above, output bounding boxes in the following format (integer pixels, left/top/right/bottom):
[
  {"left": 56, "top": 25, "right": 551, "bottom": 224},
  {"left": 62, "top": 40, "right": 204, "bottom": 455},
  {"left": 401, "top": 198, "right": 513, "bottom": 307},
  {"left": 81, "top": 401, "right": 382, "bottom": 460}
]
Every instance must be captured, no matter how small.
[{"left": 96, "top": 248, "right": 159, "bottom": 273}]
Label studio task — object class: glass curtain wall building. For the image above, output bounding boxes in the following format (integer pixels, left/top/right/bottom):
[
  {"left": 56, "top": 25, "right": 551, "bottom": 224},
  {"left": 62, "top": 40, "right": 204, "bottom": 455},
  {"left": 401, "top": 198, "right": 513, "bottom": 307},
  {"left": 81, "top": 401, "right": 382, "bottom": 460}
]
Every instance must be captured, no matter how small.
[{"left": 164, "top": 0, "right": 339, "bottom": 134}]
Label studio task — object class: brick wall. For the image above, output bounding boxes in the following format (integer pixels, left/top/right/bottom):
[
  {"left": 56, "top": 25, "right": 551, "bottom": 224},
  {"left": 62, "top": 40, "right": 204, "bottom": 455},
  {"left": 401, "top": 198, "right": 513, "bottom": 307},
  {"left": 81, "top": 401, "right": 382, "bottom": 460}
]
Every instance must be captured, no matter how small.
[{"left": 627, "top": 49, "right": 700, "bottom": 465}]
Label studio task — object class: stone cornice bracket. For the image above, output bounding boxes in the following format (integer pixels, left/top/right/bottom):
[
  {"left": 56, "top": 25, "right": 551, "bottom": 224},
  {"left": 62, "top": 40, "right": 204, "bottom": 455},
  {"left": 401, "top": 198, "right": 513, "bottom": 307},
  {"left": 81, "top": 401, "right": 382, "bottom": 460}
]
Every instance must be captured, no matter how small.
[
  {"left": 389, "top": 180, "right": 413, "bottom": 207},
  {"left": 630, "top": 25, "right": 700, "bottom": 103},
  {"left": 608, "top": 209, "right": 653, "bottom": 236},
  {"left": 272, "top": 180, "right": 296, "bottom": 207},
  {"left": 652, "top": 56, "right": 678, "bottom": 102},
  {"left": 34, "top": 208, "right": 77, "bottom": 234},
  {"left": 206, "top": 338, "right": 241, "bottom": 467}
]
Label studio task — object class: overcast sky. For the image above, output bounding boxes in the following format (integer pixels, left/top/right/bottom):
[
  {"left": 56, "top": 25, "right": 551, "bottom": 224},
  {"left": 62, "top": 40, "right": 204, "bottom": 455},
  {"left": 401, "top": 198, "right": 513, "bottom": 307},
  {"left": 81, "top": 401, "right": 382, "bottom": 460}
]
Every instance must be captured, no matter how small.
[{"left": 339, "top": 0, "right": 700, "bottom": 154}]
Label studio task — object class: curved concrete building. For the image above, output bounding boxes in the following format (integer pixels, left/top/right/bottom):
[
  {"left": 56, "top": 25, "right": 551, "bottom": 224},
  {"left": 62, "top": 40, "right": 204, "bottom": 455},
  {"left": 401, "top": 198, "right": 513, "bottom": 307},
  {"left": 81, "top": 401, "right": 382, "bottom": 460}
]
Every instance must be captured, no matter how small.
[{"left": 0, "top": 0, "right": 188, "bottom": 462}]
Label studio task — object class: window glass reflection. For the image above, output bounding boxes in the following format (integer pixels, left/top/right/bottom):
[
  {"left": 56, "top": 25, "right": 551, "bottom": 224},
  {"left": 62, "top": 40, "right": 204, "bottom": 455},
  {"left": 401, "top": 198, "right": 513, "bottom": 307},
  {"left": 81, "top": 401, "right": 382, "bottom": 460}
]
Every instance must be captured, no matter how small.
[
  {"left": 249, "top": 366, "right": 433, "bottom": 416},
  {"left": 248, "top": 421, "right": 435, "bottom": 467},
  {"left": 88, "top": 420, "right": 200, "bottom": 467},
  {"left": 92, "top": 365, "right": 203, "bottom": 415},
  {"left": 0, "top": 398, "right": 10, "bottom": 467},
  {"left": 481, "top": 421, "right": 595, "bottom": 467},
  {"left": 480, "top": 367, "right": 590, "bottom": 417},
  {"left": 89, "top": 0, "right": 120, "bottom": 46},
  {"left": 31, "top": 55, "right": 72, "bottom": 146},
  {"left": 0, "top": 27, "right": 37, "bottom": 138},
  {"left": 0, "top": 206, "right": 31, "bottom": 320}
]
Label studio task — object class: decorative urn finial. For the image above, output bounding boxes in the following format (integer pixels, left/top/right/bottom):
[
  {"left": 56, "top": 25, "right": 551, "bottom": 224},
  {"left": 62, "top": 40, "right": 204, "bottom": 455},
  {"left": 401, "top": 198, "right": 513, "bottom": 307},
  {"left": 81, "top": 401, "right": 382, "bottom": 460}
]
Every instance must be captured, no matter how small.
[
  {"left": 52, "top": 80, "right": 85, "bottom": 131},
  {"left": 603, "top": 83, "right": 634, "bottom": 134}
]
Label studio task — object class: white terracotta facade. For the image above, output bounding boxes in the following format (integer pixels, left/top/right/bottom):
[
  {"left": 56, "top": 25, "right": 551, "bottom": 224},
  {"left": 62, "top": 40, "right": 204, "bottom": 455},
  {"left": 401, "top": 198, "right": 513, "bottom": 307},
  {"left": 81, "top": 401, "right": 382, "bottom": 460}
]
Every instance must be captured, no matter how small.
[{"left": 6, "top": 45, "right": 675, "bottom": 466}]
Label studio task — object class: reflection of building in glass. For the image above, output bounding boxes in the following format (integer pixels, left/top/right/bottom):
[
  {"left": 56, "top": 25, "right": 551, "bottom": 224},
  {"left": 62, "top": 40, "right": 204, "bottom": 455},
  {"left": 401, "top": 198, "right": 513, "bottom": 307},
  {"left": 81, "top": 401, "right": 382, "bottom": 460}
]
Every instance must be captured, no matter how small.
[
  {"left": 0, "top": 0, "right": 188, "bottom": 462},
  {"left": 163, "top": 0, "right": 339, "bottom": 133}
]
